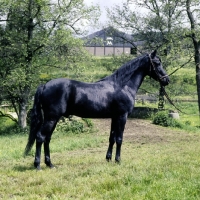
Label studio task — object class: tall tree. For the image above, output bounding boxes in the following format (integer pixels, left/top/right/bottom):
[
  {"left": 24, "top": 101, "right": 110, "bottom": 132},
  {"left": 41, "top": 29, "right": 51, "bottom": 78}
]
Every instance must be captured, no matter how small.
[
  {"left": 0, "top": 0, "right": 99, "bottom": 128},
  {"left": 186, "top": 0, "right": 200, "bottom": 112},
  {"left": 106, "top": 0, "right": 200, "bottom": 110},
  {"left": 106, "top": 0, "right": 190, "bottom": 56}
]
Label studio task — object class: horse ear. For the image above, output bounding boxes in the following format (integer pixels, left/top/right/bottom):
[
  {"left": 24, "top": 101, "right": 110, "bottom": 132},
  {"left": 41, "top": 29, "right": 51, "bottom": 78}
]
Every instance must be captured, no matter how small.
[{"left": 151, "top": 50, "right": 157, "bottom": 58}]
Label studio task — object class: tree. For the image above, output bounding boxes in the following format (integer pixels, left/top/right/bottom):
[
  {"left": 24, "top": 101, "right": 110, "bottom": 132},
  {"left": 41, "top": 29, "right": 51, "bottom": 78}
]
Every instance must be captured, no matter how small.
[
  {"left": 186, "top": 0, "right": 200, "bottom": 112},
  {"left": 106, "top": 0, "right": 200, "bottom": 111},
  {"left": 0, "top": 0, "right": 100, "bottom": 128}
]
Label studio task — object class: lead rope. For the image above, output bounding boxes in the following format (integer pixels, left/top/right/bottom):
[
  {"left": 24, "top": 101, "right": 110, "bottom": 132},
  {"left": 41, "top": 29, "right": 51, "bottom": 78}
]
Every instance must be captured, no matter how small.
[
  {"left": 159, "top": 85, "right": 192, "bottom": 115},
  {"left": 158, "top": 86, "right": 165, "bottom": 110}
]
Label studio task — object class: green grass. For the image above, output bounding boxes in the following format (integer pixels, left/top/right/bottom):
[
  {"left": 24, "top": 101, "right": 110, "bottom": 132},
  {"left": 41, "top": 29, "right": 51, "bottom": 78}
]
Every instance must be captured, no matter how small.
[
  {"left": 1, "top": 119, "right": 200, "bottom": 199},
  {"left": 1, "top": 56, "right": 200, "bottom": 199},
  {"left": 40, "top": 57, "right": 113, "bottom": 83},
  {"left": 165, "top": 102, "right": 200, "bottom": 128}
]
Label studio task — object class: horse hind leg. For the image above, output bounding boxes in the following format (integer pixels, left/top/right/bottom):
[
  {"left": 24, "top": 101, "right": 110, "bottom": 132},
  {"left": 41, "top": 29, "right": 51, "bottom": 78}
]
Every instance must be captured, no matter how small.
[
  {"left": 43, "top": 119, "right": 58, "bottom": 168},
  {"left": 43, "top": 118, "right": 59, "bottom": 168},
  {"left": 34, "top": 118, "right": 58, "bottom": 170},
  {"left": 44, "top": 141, "right": 54, "bottom": 168},
  {"left": 34, "top": 140, "right": 43, "bottom": 170}
]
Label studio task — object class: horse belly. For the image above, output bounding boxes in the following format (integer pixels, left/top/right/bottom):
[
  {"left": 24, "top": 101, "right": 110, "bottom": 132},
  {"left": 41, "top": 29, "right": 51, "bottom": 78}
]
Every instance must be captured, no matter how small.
[{"left": 70, "top": 101, "right": 112, "bottom": 118}]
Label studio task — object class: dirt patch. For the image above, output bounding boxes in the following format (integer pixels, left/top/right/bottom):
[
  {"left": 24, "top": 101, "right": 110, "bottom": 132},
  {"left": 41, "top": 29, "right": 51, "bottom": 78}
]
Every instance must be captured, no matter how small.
[{"left": 92, "top": 118, "right": 199, "bottom": 145}]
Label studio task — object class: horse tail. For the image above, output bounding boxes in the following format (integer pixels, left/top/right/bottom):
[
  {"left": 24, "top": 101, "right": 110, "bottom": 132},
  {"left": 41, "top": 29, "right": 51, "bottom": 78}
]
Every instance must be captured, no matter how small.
[{"left": 24, "top": 85, "right": 44, "bottom": 156}]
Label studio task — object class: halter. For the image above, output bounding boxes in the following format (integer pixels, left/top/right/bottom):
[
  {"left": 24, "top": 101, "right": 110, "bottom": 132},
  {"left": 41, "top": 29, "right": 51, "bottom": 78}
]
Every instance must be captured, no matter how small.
[{"left": 148, "top": 54, "right": 168, "bottom": 81}]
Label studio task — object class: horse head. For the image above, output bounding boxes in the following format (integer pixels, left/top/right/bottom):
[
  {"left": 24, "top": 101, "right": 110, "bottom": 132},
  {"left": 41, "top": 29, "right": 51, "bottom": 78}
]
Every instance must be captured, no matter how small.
[{"left": 148, "top": 50, "right": 170, "bottom": 86}]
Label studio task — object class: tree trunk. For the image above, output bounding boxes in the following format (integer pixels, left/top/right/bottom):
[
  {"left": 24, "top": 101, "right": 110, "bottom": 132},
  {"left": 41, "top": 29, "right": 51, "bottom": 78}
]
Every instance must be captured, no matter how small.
[
  {"left": 186, "top": 0, "right": 200, "bottom": 114},
  {"left": 17, "top": 0, "right": 33, "bottom": 129},
  {"left": 195, "top": 45, "right": 200, "bottom": 113},
  {"left": 18, "top": 99, "right": 27, "bottom": 128},
  {"left": 18, "top": 87, "right": 30, "bottom": 128}
]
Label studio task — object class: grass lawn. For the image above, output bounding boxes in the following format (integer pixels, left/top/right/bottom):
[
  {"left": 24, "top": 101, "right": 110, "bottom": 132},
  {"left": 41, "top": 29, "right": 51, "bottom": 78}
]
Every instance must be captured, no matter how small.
[
  {"left": 1, "top": 119, "right": 200, "bottom": 199},
  {"left": 0, "top": 56, "right": 200, "bottom": 199}
]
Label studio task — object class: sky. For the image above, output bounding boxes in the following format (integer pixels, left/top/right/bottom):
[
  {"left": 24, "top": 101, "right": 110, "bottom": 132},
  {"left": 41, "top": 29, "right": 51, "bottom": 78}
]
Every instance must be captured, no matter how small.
[
  {"left": 83, "top": 0, "right": 145, "bottom": 34},
  {"left": 85, "top": 0, "right": 123, "bottom": 22},
  {"left": 84, "top": 0, "right": 126, "bottom": 33}
]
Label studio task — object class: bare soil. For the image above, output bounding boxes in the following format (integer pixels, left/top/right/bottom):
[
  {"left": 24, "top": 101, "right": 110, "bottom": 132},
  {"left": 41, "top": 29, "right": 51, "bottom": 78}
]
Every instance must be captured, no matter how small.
[{"left": 92, "top": 118, "right": 199, "bottom": 145}]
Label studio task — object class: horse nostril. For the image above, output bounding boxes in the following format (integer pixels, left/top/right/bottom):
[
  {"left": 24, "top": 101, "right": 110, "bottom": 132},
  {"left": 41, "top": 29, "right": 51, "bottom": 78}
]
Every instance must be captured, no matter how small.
[
  {"left": 162, "top": 77, "right": 170, "bottom": 86},
  {"left": 166, "top": 80, "right": 170, "bottom": 85}
]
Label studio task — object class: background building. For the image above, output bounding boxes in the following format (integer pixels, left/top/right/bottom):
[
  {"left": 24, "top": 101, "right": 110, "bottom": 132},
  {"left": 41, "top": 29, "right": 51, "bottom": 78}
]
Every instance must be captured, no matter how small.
[{"left": 83, "top": 27, "right": 143, "bottom": 56}]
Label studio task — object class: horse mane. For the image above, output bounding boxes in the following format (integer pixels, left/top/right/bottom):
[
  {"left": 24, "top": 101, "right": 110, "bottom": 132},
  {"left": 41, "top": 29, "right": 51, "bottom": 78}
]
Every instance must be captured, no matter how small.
[{"left": 98, "top": 54, "right": 148, "bottom": 86}]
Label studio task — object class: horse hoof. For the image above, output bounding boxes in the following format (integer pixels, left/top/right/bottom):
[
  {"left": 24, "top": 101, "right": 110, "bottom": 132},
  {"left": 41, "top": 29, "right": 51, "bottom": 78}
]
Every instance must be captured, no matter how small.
[
  {"left": 46, "top": 163, "right": 55, "bottom": 169},
  {"left": 34, "top": 163, "right": 41, "bottom": 170},
  {"left": 49, "top": 164, "right": 55, "bottom": 169},
  {"left": 115, "top": 158, "right": 121, "bottom": 163},
  {"left": 35, "top": 166, "right": 42, "bottom": 170},
  {"left": 106, "top": 155, "right": 112, "bottom": 162}
]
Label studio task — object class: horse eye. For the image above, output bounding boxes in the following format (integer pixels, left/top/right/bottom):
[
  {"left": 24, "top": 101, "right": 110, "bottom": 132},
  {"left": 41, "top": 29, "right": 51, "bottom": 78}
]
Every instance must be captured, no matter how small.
[
  {"left": 156, "top": 60, "right": 161, "bottom": 64},
  {"left": 153, "top": 61, "right": 160, "bottom": 65}
]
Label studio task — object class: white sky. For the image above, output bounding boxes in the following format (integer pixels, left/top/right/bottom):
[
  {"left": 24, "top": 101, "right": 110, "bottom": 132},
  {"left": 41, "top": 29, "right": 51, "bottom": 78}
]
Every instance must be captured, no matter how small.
[
  {"left": 85, "top": 0, "right": 123, "bottom": 22},
  {"left": 84, "top": 0, "right": 145, "bottom": 34},
  {"left": 84, "top": 0, "right": 126, "bottom": 33}
]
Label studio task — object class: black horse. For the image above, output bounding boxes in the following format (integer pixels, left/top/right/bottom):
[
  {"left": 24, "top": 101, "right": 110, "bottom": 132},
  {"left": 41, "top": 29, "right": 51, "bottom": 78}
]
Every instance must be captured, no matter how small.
[{"left": 24, "top": 50, "right": 169, "bottom": 170}]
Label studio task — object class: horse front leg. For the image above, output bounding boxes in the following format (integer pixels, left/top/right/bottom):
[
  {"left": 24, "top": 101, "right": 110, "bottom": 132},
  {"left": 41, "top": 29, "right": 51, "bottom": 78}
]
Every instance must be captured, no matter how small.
[
  {"left": 114, "top": 114, "right": 127, "bottom": 163},
  {"left": 115, "top": 136, "right": 122, "bottom": 163},
  {"left": 106, "top": 130, "right": 116, "bottom": 161}
]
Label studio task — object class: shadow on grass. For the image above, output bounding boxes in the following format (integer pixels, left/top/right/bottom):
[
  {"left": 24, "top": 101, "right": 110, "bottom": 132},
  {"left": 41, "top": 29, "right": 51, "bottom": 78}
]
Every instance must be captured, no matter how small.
[
  {"left": 13, "top": 161, "right": 60, "bottom": 172},
  {"left": 13, "top": 165, "right": 35, "bottom": 172}
]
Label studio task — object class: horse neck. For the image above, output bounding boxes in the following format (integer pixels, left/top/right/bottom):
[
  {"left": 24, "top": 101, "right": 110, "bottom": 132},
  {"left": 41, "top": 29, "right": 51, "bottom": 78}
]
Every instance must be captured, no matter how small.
[
  {"left": 110, "top": 56, "right": 143, "bottom": 86},
  {"left": 126, "top": 60, "right": 148, "bottom": 97},
  {"left": 99, "top": 55, "right": 149, "bottom": 92}
]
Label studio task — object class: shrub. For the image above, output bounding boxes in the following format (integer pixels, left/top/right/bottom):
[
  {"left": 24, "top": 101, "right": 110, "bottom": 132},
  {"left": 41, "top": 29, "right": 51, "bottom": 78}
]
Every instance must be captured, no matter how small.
[
  {"left": 152, "top": 111, "right": 183, "bottom": 128},
  {"left": 56, "top": 118, "right": 93, "bottom": 134},
  {"left": 0, "top": 117, "right": 21, "bottom": 135},
  {"left": 82, "top": 118, "right": 93, "bottom": 128}
]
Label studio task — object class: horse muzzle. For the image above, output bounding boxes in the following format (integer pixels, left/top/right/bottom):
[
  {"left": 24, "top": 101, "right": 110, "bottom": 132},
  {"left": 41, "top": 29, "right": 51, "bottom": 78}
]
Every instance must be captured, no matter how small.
[{"left": 160, "top": 75, "right": 170, "bottom": 86}]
